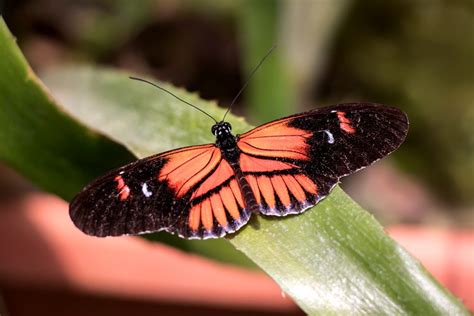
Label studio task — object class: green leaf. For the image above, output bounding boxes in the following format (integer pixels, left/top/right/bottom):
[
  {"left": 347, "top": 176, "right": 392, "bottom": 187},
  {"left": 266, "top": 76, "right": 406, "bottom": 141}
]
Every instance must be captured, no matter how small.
[
  {"left": 238, "top": 0, "right": 297, "bottom": 122},
  {"left": 0, "top": 18, "right": 255, "bottom": 269},
  {"left": 41, "top": 66, "right": 253, "bottom": 158},
  {"left": 0, "top": 20, "right": 135, "bottom": 201},
  {"left": 232, "top": 186, "right": 469, "bottom": 314},
  {"left": 0, "top": 18, "right": 469, "bottom": 314}
]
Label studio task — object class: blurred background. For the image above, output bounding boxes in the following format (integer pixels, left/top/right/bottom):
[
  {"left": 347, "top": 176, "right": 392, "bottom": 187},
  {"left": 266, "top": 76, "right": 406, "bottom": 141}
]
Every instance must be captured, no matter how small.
[{"left": 0, "top": 0, "right": 473, "bottom": 315}]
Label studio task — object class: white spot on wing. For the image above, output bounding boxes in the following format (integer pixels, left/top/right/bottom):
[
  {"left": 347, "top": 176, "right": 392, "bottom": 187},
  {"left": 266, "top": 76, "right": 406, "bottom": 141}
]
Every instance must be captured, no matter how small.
[
  {"left": 324, "top": 130, "right": 335, "bottom": 144},
  {"left": 142, "top": 183, "right": 152, "bottom": 197}
]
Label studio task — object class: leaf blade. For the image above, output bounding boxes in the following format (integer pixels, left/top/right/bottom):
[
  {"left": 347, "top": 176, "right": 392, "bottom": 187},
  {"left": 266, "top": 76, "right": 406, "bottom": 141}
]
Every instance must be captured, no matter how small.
[
  {"left": 45, "top": 65, "right": 468, "bottom": 315},
  {"left": 0, "top": 18, "right": 255, "bottom": 269},
  {"left": 0, "top": 19, "right": 135, "bottom": 201},
  {"left": 231, "top": 187, "right": 468, "bottom": 314},
  {"left": 0, "top": 18, "right": 469, "bottom": 315}
]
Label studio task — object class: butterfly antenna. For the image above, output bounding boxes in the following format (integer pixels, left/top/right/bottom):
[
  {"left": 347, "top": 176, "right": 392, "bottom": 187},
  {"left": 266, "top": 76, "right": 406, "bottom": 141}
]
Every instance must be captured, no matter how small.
[
  {"left": 222, "top": 45, "right": 276, "bottom": 122},
  {"left": 129, "top": 76, "right": 218, "bottom": 123}
]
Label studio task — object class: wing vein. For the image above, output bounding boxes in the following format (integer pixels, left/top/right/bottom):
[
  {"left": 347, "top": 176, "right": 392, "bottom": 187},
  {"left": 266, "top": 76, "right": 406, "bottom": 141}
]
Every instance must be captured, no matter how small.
[
  {"left": 240, "top": 141, "right": 311, "bottom": 159},
  {"left": 176, "top": 149, "right": 219, "bottom": 196},
  {"left": 244, "top": 133, "right": 312, "bottom": 140},
  {"left": 160, "top": 148, "right": 212, "bottom": 178}
]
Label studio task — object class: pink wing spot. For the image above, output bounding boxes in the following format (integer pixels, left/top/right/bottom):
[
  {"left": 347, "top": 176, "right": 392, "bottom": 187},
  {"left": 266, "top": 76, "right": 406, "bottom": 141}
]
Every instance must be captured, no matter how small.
[
  {"left": 118, "top": 186, "right": 130, "bottom": 201},
  {"left": 114, "top": 175, "right": 130, "bottom": 201},
  {"left": 115, "top": 175, "right": 125, "bottom": 190},
  {"left": 337, "top": 111, "right": 356, "bottom": 134}
]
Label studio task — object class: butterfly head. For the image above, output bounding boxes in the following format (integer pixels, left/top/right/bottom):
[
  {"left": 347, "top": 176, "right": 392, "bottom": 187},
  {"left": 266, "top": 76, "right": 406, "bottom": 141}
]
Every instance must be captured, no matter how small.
[
  {"left": 212, "top": 121, "right": 232, "bottom": 138},
  {"left": 212, "top": 121, "right": 236, "bottom": 150}
]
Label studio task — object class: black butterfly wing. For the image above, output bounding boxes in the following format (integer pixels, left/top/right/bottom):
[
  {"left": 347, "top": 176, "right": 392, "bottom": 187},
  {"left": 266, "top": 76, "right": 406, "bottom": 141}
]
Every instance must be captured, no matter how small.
[
  {"left": 237, "top": 103, "right": 408, "bottom": 216},
  {"left": 69, "top": 144, "right": 224, "bottom": 237},
  {"left": 291, "top": 103, "right": 408, "bottom": 178}
]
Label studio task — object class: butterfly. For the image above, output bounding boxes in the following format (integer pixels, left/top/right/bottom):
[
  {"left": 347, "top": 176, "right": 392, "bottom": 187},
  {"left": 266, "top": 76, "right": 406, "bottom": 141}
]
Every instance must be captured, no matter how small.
[{"left": 70, "top": 101, "right": 408, "bottom": 239}]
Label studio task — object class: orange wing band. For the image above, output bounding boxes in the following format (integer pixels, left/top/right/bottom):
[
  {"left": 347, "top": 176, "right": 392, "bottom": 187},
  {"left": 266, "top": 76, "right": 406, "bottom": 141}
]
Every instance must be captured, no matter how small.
[
  {"left": 188, "top": 204, "right": 201, "bottom": 232},
  {"left": 271, "top": 175, "right": 291, "bottom": 207},
  {"left": 187, "top": 172, "right": 318, "bottom": 233},
  {"left": 294, "top": 174, "right": 318, "bottom": 195},
  {"left": 201, "top": 198, "right": 214, "bottom": 232},
  {"left": 158, "top": 146, "right": 221, "bottom": 198},
  {"left": 240, "top": 154, "right": 297, "bottom": 173},
  {"left": 257, "top": 176, "right": 276, "bottom": 209},
  {"left": 282, "top": 174, "right": 306, "bottom": 202},
  {"left": 246, "top": 175, "right": 261, "bottom": 204},
  {"left": 210, "top": 194, "right": 228, "bottom": 228},
  {"left": 191, "top": 159, "right": 234, "bottom": 199},
  {"left": 238, "top": 122, "right": 311, "bottom": 161},
  {"left": 220, "top": 186, "right": 241, "bottom": 221},
  {"left": 240, "top": 118, "right": 307, "bottom": 138},
  {"left": 238, "top": 139, "right": 309, "bottom": 161},
  {"left": 252, "top": 174, "right": 317, "bottom": 212},
  {"left": 187, "top": 185, "right": 247, "bottom": 233}
]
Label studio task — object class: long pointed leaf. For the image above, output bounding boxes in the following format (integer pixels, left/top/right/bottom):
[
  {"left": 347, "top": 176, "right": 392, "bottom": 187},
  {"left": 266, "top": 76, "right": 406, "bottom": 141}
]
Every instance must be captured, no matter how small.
[{"left": 0, "top": 19, "right": 469, "bottom": 314}]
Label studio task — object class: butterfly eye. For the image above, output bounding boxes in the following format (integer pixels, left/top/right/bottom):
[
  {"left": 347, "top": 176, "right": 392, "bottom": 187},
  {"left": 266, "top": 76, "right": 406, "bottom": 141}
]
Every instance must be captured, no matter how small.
[
  {"left": 211, "top": 125, "right": 218, "bottom": 135},
  {"left": 224, "top": 122, "right": 232, "bottom": 131}
]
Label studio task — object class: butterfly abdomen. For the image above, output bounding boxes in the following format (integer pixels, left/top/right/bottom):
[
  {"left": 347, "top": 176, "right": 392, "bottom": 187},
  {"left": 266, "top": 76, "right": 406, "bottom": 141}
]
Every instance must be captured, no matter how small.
[
  {"left": 219, "top": 135, "right": 260, "bottom": 215},
  {"left": 232, "top": 162, "right": 260, "bottom": 214}
]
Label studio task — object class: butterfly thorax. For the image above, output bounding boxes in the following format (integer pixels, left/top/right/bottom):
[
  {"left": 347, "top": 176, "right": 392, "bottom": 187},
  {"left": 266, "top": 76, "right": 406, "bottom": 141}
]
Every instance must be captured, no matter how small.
[{"left": 212, "top": 121, "right": 239, "bottom": 159}]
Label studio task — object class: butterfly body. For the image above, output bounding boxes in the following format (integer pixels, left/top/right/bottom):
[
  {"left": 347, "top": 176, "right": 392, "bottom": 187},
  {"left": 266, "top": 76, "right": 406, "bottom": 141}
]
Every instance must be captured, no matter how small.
[
  {"left": 212, "top": 121, "right": 261, "bottom": 215},
  {"left": 70, "top": 103, "right": 408, "bottom": 239}
]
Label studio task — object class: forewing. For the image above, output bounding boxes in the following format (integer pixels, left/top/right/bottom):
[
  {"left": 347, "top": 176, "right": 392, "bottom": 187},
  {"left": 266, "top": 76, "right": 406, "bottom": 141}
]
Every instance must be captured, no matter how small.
[
  {"left": 285, "top": 103, "right": 409, "bottom": 178},
  {"left": 69, "top": 144, "right": 222, "bottom": 237},
  {"left": 238, "top": 103, "right": 408, "bottom": 216}
]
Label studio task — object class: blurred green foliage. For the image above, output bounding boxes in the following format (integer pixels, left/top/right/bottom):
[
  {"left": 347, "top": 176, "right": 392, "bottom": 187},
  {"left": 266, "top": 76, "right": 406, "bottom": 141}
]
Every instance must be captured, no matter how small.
[
  {"left": 322, "top": 0, "right": 474, "bottom": 207},
  {"left": 44, "top": 65, "right": 256, "bottom": 268},
  {"left": 1, "top": 0, "right": 473, "bottom": 312},
  {"left": 0, "top": 18, "right": 469, "bottom": 314},
  {"left": 78, "top": 0, "right": 155, "bottom": 59},
  {"left": 238, "top": 0, "right": 296, "bottom": 123},
  {"left": 32, "top": 0, "right": 471, "bottom": 208}
]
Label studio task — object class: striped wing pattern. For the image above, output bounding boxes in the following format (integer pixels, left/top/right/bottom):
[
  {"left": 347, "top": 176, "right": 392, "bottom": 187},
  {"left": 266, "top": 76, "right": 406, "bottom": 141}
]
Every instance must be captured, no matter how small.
[
  {"left": 236, "top": 120, "right": 336, "bottom": 219},
  {"left": 234, "top": 103, "right": 408, "bottom": 221},
  {"left": 69, "top": 144, "right": 222, "bottom": 237},
  {"left": 69, "top": 103, "right": 408, "bottom": 239}
]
